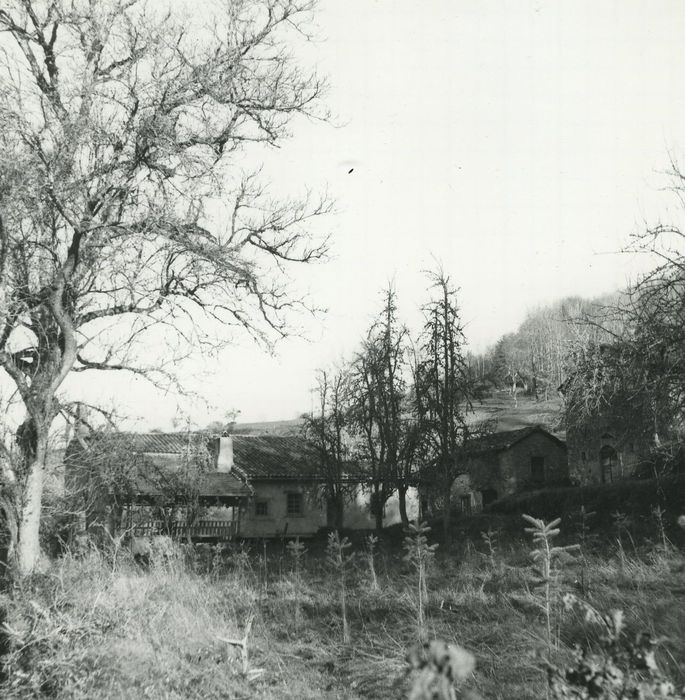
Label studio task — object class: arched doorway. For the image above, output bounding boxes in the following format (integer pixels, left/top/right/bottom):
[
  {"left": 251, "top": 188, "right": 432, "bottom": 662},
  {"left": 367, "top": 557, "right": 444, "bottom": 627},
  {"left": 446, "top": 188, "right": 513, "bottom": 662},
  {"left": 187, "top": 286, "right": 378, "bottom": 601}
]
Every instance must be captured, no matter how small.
[{"left": 599, "top": 445, "right": 618, "bottom": 484}]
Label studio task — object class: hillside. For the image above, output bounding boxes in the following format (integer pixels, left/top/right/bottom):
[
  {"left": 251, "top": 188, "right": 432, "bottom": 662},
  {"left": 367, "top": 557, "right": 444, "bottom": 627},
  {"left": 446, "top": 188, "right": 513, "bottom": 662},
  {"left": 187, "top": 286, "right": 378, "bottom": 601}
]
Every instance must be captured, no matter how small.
[
  {"left": 230, "top": 418, "right": 304, "bottom": 436},
  {"left": 231, "top": 394, "right": 563, "bottom": 439},
  {"left": 469, "top": 391, "right": 563, "bottom": 436}
]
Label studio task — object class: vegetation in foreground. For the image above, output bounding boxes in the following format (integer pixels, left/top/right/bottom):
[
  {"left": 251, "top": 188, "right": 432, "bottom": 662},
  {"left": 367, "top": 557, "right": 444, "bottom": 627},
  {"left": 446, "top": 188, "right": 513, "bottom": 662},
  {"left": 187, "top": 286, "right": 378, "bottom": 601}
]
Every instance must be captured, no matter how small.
[{"left": 1, "top": 513, "right": 684, "bottom": 699}]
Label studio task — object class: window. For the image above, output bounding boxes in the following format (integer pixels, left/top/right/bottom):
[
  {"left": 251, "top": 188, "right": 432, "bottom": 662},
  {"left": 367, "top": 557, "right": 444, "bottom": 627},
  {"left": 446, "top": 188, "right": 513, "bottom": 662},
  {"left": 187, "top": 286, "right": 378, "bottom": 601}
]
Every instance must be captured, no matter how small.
[
  {"left": 600, "top": 445, "right": 617, "bottom": 484},
  {"left": 286, "top": 492, "right": 303, "bottom": 516},
  {"left": 581, "top": 451, "right": 587, "bottom": 463},
  {"left": 255, "top": 500, "right": 269, "bottom": 517},
  {"left": 460, "top": 495, "right": 472, "bottom": 515},
  {"left": 481, "top": 488, "right": 497, "bottom": 508},
  {"left": 531, "top": 456, "right": 545, "bottom": 485}
]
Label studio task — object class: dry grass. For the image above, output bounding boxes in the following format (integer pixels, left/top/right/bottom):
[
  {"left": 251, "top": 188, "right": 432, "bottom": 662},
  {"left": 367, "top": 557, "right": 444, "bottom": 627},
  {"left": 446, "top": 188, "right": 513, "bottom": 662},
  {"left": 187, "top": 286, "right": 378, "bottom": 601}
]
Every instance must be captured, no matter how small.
[{"left": 0, "top": 527, "right": 683, "bottom": 699}]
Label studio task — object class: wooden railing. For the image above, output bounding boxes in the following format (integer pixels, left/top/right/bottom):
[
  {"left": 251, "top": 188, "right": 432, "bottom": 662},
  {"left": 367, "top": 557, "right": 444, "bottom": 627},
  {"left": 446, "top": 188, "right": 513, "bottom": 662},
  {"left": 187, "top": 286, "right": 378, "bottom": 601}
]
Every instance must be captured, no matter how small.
[{"left": 132, "top": 519, "right": 238, "bottom": 541}]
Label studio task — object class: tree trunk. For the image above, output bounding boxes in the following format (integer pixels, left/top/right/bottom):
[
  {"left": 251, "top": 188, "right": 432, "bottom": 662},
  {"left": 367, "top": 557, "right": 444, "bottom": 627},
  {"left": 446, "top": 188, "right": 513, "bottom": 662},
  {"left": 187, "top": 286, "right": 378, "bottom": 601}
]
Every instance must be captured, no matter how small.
[
  {"left": 374, "top": 487, "right": 384, "bottom": 531},
  {"left": 398, "top": 485, "right": 409, "bottom": 527},
  {"left": 16, "top": 433, "right": 49, "bottom": 576},
  {"left": 442, "top": 487, "right": 451, "bottom": 545},
  {"left": 335, "top": 493, "right": 344, "bottom": 531}
]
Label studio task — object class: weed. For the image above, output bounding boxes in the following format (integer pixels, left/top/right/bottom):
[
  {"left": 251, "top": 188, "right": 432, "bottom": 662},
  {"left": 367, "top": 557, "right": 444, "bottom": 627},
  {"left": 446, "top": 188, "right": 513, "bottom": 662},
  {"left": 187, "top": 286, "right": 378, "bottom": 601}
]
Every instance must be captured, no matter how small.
[
  {"left": 407, "top": 640, "right": 480, "bottom": 700},
  {"left": 651, "top": 505, "right": 672, "bottom": 554},
  {"left": 326, "top": 531, "right": 353, "bottom": 644},
  {"left": 552, "top": 595, "right": 684, "bottom": 699},
  {"left": 611, "top": 510, "right": 636, "bottom": 569}
]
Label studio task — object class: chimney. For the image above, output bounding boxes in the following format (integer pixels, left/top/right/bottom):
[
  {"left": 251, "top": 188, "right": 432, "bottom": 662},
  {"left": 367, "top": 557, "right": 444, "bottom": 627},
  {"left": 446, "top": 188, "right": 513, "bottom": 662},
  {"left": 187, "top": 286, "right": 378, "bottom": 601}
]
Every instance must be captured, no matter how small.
[{"left": 217, "top": 436, "right": 234, "bottom": 473}]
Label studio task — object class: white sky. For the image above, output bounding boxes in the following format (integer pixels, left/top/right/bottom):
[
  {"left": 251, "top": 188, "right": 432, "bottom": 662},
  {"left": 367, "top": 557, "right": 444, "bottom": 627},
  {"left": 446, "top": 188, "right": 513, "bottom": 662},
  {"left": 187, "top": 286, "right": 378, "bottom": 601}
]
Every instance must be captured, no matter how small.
[{"left": 65, "top": 0, "right": 685, "bottom": 429}]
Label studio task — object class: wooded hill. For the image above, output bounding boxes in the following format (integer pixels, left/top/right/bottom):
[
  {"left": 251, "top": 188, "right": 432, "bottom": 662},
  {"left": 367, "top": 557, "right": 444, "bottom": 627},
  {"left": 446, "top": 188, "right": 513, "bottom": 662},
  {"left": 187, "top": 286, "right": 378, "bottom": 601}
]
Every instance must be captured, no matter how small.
[{"left": 467, "top": 292, "right": 622, "bottom": 401}]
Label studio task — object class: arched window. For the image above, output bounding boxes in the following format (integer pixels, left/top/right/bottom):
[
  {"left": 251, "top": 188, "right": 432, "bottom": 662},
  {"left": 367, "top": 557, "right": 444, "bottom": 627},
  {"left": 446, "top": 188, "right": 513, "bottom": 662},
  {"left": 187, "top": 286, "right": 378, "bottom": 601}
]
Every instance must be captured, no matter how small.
[{"left": 599, "top": 445, "right": 617, "bottom": 484}]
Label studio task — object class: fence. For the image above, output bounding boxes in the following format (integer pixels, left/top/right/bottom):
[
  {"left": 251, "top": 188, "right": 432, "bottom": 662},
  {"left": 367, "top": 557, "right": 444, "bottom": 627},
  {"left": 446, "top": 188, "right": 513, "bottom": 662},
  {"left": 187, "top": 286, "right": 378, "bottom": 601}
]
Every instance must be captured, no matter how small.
[{"left": 132, "top": 519, "right": 238, "bottom": 541}]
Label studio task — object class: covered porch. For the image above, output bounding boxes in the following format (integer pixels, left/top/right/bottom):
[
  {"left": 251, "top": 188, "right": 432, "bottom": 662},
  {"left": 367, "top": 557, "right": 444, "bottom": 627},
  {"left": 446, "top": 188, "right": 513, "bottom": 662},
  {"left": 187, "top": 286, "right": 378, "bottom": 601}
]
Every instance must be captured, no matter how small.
[{"left": 113, "top": 471, "right": 253, "bottom": 543}]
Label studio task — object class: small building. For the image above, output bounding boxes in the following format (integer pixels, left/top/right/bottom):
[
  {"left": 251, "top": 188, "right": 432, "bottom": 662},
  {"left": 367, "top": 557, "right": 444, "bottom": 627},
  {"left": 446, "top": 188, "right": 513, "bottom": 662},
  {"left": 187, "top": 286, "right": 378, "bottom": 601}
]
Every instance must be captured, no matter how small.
[
  {"left": 452, "top": 426, "right": 569, "bottom": 512},
  {"left": 565, "top": 423, "right": 650, "bottom": 485}
]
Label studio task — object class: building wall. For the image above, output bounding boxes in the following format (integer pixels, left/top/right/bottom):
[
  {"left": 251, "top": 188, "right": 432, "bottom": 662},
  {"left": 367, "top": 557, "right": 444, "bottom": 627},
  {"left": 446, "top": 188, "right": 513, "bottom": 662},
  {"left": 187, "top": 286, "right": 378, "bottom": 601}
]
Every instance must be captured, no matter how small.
[
  {"left": 453, "top": 432, "right": 569, "bottom": 508},
  {"left": 239, "top": 481, "right": 325, "bottom": 538},
  {"left": 567, "top": 425, "right": 644, "bottom": 485},
  {"left": 501, "top": 432, "right": 568, "bottom": 491},
  {"left": 236, "top": 482, "right": 421, "bottom": 536}
]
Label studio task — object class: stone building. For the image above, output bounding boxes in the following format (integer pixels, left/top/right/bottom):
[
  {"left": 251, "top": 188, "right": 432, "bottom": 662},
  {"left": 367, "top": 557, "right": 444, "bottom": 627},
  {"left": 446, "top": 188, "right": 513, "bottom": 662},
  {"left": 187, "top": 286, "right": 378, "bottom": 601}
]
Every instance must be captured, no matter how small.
[{"left": 451, "top": 426, "right": 569, "bottom": 512}]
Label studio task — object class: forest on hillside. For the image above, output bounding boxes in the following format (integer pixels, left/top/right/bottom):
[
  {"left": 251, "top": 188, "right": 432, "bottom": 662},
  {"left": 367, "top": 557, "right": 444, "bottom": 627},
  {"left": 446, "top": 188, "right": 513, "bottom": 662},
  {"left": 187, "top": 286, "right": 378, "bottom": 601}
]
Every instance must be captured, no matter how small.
[{"left": 466, "top": 293, "right": 622, "bottom": 401}]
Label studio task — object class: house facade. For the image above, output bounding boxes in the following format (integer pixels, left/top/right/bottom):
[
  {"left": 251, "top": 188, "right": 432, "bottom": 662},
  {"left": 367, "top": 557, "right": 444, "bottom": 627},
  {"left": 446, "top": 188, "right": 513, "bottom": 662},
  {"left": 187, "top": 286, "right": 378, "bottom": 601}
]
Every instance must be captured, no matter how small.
[
  {"left": 451, "top": 426, "right": 569, "bottom": 512},
  {"left": 230, "top": 435, "right": 419, "bottom": 535},
  {"left": 67, "top": 431, "right": 418, "bottom": 539}
]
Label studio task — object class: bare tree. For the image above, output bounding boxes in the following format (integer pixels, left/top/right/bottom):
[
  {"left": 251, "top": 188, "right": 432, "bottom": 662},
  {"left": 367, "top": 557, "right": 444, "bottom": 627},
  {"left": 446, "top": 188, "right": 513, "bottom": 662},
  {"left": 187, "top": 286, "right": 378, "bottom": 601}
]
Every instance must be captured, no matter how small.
[
  {"left": 344, "top": 286, "right": 407, "bottom": 530},
  {"left": 302, "top": 368, "right": 352, "bottom": 531},
  {"left": 0, "top": 0, "right": 330, "bottom": 575},
  {"left": 413, "top": 270, "right": 472, "bottom": 542}
]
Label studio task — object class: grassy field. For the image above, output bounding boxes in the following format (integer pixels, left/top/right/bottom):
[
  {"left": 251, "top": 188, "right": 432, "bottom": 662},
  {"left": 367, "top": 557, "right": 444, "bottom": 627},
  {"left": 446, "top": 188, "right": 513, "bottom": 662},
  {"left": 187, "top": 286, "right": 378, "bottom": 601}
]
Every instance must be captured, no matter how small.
[{"left": 0, "top": 512, "right": 684, "bottom": 699}]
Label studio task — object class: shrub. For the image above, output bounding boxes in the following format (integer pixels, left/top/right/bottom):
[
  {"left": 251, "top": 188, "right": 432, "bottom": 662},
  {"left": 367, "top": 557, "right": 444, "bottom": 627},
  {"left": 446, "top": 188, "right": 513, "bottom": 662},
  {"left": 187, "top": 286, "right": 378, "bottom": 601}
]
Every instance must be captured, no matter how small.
[{"left": 551, "top": 596, "right": 684, "bottom": 699}]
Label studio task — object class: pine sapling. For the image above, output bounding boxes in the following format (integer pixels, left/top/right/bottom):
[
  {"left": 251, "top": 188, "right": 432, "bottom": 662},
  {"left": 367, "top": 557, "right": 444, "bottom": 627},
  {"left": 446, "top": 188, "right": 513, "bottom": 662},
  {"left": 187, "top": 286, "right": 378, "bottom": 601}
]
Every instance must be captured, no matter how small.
[
  {"left": 286, "top": 537, "right": 307, "bottom": 628},
  {"left": 522, "top": 514, "right": 579, "bottom": 655},
  {"left": 480, "top": 527, "right": 499, "bottom": 570},
  {"left": 576, "top": 505, "right": 596, "bottom": 550},
  {"left": 404, "top": 522, "right": 439, "bottom": 639},
  {"left": 365, "top": 533, "right": 380, "bottom": 591},
  {"left": 326, "top": 530, "right": 353, "bottom": 644},
  {"left": 575, "top": 506, "right": 596, "bottom": 597},
  {"left": 261, "top": 539, "right": 269, "bottom": 595}
]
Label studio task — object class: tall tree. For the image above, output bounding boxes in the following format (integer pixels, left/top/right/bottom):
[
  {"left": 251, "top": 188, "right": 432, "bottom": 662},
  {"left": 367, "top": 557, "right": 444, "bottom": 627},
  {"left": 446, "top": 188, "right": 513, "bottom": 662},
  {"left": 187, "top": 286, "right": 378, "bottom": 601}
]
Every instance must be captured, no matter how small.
[
  {"left": 347, "top": 285, "right": 416, "bottom": 529},
  {"left": 302, "top": 368, "right": 351, "bottom": 530},
  {"left": 0, "top": 0, "right": 329, "bottom": 574},
  {"left": 414, "top": 270, "right": 471, "bottom": 541}
]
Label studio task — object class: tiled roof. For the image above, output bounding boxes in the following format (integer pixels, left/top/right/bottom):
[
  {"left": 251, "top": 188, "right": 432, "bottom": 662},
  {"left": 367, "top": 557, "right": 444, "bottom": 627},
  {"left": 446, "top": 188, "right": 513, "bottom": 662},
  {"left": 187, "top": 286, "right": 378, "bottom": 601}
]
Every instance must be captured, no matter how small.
[
  {"left": 70, "top": 432, "right": 250, "bottom": 501},
  {"left": 231, "top": 435, "right": 319, "bottom": 480},
  {"left": 463, "top": 426, "right": 565, "bottom": 455},
  {"left": 102, "top": 433, "right": 320, "bottom": 480},
  {"left": 112, "top": 432, "right": 209, "bottom": 454},
  {"left": 129, "top": 467, "right": 252, "bottom": 499},
  {"left": 78, "top": 431, "right": 320, "bottom": 483}
]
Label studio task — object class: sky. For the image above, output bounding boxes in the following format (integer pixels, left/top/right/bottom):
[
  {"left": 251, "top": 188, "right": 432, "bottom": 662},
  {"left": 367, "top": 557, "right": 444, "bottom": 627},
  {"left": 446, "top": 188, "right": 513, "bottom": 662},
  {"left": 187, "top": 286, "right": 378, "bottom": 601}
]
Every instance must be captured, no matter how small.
[{"left": 65, "top": 0, "right": 685, "bottom": 429}]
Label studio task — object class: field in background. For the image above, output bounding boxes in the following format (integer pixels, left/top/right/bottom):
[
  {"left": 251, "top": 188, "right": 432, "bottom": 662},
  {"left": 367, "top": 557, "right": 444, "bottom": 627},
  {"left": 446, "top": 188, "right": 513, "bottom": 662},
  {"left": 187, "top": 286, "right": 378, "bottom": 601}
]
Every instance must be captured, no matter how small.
[
  {"left": 1, "top": 506, "right": 683, "bottom": 699},
  {"left": 469, "top": 392, "right": 564, "bottom": 434},
  {"left": 233, "top": 393, "right": 564, "bottom": 439}
]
